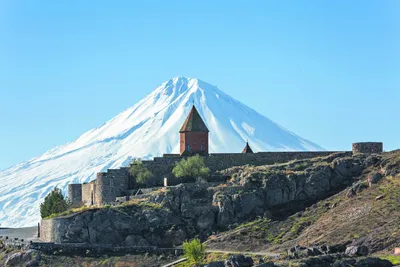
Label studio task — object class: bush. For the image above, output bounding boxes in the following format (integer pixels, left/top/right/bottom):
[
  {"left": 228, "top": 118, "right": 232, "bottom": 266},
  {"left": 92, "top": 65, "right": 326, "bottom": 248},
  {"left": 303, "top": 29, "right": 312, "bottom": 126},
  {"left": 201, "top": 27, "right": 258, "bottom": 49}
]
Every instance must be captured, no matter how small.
[
  {"left": 40, "top": 187, "right": 69, "bottom": 218},
  {"left": 172, "top": 155, "right": 210, "bottom": 181},
  {"left": 183, "top": 238, "right": 206, "bottom": 265},
  {"left": 129, "top": 160, "right": 155, "bottom": 187}
]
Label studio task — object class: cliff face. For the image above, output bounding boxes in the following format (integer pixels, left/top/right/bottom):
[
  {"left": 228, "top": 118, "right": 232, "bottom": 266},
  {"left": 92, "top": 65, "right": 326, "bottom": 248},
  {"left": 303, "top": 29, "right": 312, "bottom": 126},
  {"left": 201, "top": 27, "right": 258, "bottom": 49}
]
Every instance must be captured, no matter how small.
[{"left": 41, "top": 152, "right": 399, "bottom": 250}]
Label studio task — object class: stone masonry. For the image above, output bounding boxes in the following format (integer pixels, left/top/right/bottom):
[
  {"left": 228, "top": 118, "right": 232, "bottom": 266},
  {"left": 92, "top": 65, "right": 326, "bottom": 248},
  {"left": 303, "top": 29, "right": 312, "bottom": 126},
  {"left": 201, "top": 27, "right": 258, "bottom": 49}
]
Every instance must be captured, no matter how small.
[{"left": 352, "top": 142, "right": 383, "bottom": 154}]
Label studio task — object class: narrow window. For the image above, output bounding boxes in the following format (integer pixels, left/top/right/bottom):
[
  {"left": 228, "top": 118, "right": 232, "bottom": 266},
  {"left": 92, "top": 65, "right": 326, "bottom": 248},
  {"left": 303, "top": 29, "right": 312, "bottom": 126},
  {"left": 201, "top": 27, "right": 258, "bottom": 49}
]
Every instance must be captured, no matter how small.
[
  {"left": 110, "top": 178, "right": 114, "bottom": 187},
  {"left": 200, "top": 144, "right": 205, "bottom": 151},
  {"left": 187, "top": 144, "right": 191, "bottom": 152}
]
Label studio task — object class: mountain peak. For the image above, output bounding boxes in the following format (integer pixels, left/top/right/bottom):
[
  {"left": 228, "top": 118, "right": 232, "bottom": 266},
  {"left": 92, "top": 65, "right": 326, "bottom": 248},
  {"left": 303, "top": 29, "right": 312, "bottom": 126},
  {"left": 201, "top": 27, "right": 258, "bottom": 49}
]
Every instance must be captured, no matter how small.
[{"left": 0, "top": 77, "right": 323, "bottom": 227}]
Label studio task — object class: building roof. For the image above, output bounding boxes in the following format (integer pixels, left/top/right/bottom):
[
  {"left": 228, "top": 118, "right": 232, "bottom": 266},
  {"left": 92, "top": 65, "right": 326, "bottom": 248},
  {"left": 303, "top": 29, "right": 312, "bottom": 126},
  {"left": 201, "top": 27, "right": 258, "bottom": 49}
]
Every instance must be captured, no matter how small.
[
  {"left": 179, "top": 105, "right": 209, "bottom": 132},
  {"left": 242, "top": 142, "right": 254, "bottom": 153}
]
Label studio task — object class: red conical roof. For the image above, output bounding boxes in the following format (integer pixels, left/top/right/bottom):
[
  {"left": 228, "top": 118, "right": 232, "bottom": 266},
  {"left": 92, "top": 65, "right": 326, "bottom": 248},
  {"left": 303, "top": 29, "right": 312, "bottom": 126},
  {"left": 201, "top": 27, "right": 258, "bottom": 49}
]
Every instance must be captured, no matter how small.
[{"left": 179, "top": 105, "right": 209, "bottom": 133}]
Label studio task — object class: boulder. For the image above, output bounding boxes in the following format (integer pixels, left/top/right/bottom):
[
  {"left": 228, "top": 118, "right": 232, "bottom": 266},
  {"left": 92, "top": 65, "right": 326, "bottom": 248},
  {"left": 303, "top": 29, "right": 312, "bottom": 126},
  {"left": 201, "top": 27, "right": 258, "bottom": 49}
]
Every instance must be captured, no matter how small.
[
  {"left": 346, "top": 188, "right": 356, "bottom": 198},
  {"left": 197, "top": 210, "right": 216, "bottom": 230},
  {"left": 5, "top": 252, "right": 24, "bottom": 266},
  {"left": 26, "top": 260, "right": 40, "bottom": 267},
  {"left": 345, "top": 245, "right": 369, "bottom": 256},
  {"left": 327, "top": 244, "right": 346, "bottom": 254},
  {"left": 24, "top": 249, "right": 41, "bottom": 261},
  {"left": 225, "top": 254, "right": 254, "bottom": 267},
  {"left": 369, "top": 172, "right": 383, "bottom": 184}
]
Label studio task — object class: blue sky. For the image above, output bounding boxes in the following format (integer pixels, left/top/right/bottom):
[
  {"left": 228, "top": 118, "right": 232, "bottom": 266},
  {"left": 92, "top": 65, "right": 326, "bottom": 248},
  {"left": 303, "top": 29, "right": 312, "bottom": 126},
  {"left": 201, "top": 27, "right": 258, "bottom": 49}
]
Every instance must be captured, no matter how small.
[{"left": 0, "top": 1, "right": 399, "bottom": 170}]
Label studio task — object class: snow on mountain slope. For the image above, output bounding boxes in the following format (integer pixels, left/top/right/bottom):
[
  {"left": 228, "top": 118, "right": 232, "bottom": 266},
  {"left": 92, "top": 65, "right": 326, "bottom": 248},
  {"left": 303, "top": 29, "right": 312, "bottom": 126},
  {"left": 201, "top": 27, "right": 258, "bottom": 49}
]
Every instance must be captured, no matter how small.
[{"left": 0, "top": 76, "right": 323, "bottom": 227}]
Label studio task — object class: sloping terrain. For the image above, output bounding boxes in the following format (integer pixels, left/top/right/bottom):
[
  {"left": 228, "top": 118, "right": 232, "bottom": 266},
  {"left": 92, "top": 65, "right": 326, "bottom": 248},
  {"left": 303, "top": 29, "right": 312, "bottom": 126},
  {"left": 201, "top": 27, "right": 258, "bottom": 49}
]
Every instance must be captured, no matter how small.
[
  {"left": 206, "top": 151, "right": 400, "bottom": 254},
  {"left": 0, "top": 76, "right": 323, "bottom": 227}
]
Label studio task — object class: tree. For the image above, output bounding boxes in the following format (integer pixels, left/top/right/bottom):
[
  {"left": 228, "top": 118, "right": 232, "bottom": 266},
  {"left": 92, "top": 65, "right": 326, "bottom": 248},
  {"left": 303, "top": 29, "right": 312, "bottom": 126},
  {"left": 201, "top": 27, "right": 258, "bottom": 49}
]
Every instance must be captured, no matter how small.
[
  {"left": 183, "top": 238, "right": 206, "bottom": 266},
  {"left": 129, "top": 160, "right": 154, "bottom": 187},
  {"left": 40, "top": 187, "right": 69, "bottom": 218},
  {"left": 172, "top": 155, "right": 210, "bottom": 181}
]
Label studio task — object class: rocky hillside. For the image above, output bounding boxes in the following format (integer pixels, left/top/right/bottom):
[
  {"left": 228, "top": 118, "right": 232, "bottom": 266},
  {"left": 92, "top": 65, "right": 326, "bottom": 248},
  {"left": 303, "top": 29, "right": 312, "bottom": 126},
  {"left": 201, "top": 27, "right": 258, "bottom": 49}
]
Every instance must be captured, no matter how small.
[
  {"left": 206, "top": 150, "right": 400, "bottom": 254},
  {"left": 4, "top": 151, "right": 400, "bottom": 266},
  {"left": 46, "top": 151, "right": 399, "bottom": 257}
]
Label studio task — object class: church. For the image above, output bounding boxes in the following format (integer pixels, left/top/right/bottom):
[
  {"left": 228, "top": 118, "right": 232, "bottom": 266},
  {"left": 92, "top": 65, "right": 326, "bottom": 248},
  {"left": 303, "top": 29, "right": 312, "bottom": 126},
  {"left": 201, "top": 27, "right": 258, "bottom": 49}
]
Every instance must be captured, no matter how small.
[{"left": 179, "top": 104, "right": 253, "bottom": 156}]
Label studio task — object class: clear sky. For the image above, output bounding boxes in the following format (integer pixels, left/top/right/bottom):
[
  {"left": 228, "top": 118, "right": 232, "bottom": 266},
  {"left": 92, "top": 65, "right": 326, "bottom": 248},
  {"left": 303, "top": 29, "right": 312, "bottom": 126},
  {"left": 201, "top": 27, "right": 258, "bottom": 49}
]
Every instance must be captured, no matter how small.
[{"left": 0, "top": 1, "right": 399, "bottom": 170}]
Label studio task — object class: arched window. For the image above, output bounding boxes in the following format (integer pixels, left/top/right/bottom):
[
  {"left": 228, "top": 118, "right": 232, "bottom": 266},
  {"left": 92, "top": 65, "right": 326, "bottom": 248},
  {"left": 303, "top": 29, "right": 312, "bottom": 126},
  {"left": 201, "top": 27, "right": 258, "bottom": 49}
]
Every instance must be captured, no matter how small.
[{"left": 187, "top": 144, "right": 191, "bottom": 152}]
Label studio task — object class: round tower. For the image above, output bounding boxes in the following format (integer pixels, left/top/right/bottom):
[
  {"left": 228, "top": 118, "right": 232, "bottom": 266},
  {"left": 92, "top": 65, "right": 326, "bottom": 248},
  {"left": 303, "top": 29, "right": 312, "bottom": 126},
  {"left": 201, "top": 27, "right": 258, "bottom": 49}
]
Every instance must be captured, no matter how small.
[{"left": 352, "top": 142, "right": 383, "bottom": 154}]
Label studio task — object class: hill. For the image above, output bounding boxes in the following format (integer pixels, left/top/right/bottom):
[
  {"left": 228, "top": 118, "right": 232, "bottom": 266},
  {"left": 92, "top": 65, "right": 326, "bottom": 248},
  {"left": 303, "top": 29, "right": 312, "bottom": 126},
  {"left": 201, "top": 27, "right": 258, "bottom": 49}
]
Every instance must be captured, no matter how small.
[{"left": 206, "top": 150, "right": 400, "bottom": 255}]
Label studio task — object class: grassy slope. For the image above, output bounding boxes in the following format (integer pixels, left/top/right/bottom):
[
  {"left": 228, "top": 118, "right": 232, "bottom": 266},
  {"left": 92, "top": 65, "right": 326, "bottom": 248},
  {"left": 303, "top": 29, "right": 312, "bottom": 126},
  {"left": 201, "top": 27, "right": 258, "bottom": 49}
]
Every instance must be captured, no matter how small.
[{"left": 207, "top": 151, "right": 400, "bottom": 254}]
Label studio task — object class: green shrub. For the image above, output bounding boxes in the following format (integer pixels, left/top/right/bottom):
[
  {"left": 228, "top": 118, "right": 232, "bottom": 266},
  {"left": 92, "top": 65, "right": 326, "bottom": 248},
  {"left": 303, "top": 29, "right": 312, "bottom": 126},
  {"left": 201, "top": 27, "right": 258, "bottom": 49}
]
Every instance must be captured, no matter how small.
[
  {"left": 172, "top": 155, "right": 210, "bottom": 181},
  {"left": 379, "top": 255, "right": 400, "bottom": 265},
  {"left": 129, "top": 160, "right": 155, "bottom": 187},
  {"left": 40, "top": 187, "right": 69, "bottom": 218},
  {"left": 183, "top": 238, "right": 206, "bottom": 265}
]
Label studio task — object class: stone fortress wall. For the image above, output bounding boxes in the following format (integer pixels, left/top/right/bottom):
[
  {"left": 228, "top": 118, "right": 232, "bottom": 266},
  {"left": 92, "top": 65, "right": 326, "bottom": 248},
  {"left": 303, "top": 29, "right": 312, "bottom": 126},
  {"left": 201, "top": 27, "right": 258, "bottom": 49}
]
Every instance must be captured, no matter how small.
[{"left": 68, "top": 142, "right": 383, "bottom": 207}]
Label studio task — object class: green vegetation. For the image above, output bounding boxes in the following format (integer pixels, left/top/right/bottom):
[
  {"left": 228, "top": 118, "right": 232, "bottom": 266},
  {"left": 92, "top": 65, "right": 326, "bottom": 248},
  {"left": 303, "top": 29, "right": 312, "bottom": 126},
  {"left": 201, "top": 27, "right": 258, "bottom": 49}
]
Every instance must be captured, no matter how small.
[
  {"left": 40, "top": 187, "right": 70, "bottom": 218},
  {"left": 183, "top": 238, "right": 207, "bottom": 266},
  {"left": 44, "top": 205, "right": 94, "bottom": 219},
  {"left": 173, "top": 155, "right": 210, "bottom": 181},
  {"left": 129, "top": 159, "right": 155, "bottom": 187},
  {"left": 378, "top": 176, "right": 400, "bottom": 211},
  {"left": 119, "top": 198, "right": 163, "bottom": 210},
  {"left": 378, "top": 255, "right": 400, "bottom": 265},
  {"left": 291, "top": 162, "right": 309, "bottom": 171}
]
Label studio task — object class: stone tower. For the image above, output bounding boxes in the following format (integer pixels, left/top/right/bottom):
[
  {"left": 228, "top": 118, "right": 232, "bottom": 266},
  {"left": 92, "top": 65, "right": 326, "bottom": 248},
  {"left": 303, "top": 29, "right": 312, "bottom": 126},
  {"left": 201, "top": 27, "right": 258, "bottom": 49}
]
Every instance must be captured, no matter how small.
[{"left": 179, "top": 105, "right": 209, "bottom": 156}]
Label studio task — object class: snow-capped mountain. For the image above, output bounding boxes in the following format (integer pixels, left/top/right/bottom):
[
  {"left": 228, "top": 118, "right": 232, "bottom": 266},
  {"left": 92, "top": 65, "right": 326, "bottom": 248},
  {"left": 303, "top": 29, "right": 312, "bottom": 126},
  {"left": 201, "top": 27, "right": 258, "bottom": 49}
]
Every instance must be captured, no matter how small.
[{"left": 0, "top": 77, "right": 323, "bottom": 227}]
